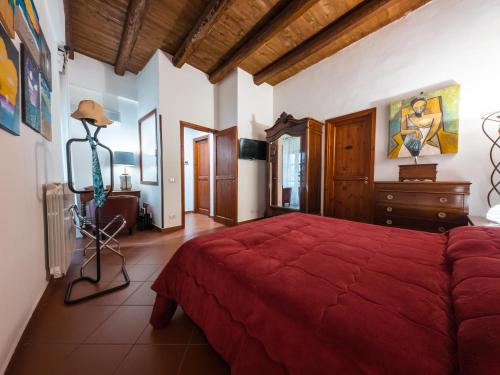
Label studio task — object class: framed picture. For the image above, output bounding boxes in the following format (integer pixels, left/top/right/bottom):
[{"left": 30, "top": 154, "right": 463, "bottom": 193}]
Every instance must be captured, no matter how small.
[
  {"left": 0, "top": 24, "right": 20, "bottom": 136},
  {"left": 388, "top": 84, "right": 460, "bottom": 159},
  {"left": 14, "top": 0, "right": 40, "bottom": 65},
  {"left": 40, "top": 76, "right": 52, "bottom": 141},
  {"left": 39, "top": 30, "right": 51, "bottom": 90},
  {"left": 16, "top": 0, "right": 39, "bottom": 44},
  {"left": 139, "top": 109, "right": 159, "bottom": 185},
  {"left": 21, "top": 44, "right": 40, "bottom": 132},
  {"left": 0, "top": 0, "right": 15, "bottom": 38}
]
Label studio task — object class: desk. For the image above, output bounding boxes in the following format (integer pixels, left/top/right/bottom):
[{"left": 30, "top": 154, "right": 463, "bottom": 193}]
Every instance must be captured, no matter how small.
[{"left": 80, "top": 190, "right": 141, "bottom": 216}]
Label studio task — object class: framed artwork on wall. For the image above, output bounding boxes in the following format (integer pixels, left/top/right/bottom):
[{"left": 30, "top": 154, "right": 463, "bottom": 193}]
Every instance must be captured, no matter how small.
[
  {"left": 21, "top": 43, "right": 40, "bottom": 132},
  {"left": 39, "top": 30, "right": 51, "bottom": 90},
  {"left": 388, "top": 84, "right": 460, "bottom": 159},
  {"left": 40, "top": 76, "right": 52, "bottom": 141},
  {"left": 16, "top": 0, "right": 40, "bottom": 44},
  {"left": 139, "top": 109, "right": 159, "bottom": 185},
  {"left": 0, "top": 24, "right": 20, "bottom": 136},
  {"left": 0, "top": 0, "right": 15, "bottom": 38},
  {"left": 14, "top": 0, "right": 40, "bottom": 65}
]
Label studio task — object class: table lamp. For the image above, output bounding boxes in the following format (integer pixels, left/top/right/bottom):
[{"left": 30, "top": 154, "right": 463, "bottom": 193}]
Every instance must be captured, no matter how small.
[{"left": 114, "top": 151, "right": 137, "bottom": 190}]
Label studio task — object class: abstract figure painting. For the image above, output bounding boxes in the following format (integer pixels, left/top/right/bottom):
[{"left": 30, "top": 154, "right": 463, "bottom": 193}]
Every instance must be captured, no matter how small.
[
  {"left": 0, "top": 0, "right": 15, "bottom": 38},
  {"left": 0, "top": 24, "right": 20, "bottom": 136},
  {"left": 39, "top": 30, "right": 51, "bottom": 90},
  {"left": 40, "top": 76, "right": 51, "bottom": 141},
  {"left": 388, "top": 84, "right": 460, "bottom": 159},
  {"left": 21, "top": 43, "right": 40, "bottom": 132}
]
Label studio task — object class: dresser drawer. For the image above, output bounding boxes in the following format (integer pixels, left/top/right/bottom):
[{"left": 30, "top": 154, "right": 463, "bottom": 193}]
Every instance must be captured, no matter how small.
[
  {"left": 374, "top": 214, "right": 462, "bottom": 233},
  {"left": 375, "top": 204, "right": 467, "bottom": 223},
  {"left": 376, "top": 191, "right": 464, "bottom": 209}
]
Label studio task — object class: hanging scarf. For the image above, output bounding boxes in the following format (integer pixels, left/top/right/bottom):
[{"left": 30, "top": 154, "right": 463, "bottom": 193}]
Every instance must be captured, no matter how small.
[{"left": 87, "top": 134, "right": 106, "bottom": 207}]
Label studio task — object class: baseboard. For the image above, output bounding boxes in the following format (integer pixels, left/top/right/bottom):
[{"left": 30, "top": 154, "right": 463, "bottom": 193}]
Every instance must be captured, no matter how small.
[
  {"left": 237, "top": 217, "right": 265, "bottom": 225},
  {"left": 163, "top": 225, "right": 184, "bottom": 233},
  {"left": 3, "top": 280, "right": 49, "bottom": 374},
  {"left": 184, "top": 210, "right": 194, "bottom": 214}
]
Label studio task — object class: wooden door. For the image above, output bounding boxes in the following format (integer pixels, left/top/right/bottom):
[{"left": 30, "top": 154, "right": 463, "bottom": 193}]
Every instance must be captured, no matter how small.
[
  {"left": 324, "top": 108, "right": 376, "bottom": 223},
  {"left": 194, "top": 135, "right": 210, "bottom": 216},
  {"left": 214, "top": 127, "right": 238, "bottom": 225}
]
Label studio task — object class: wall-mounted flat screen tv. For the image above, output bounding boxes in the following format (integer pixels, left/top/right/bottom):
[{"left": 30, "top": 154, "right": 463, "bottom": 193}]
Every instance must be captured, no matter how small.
[{"left": 238, "top": 138, "right": 267, "bottom": 160}]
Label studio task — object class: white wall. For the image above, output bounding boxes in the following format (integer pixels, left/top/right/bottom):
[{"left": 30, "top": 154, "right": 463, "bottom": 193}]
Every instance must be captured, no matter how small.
[
  {"left": 67, "top": 52, "right": 137, "bottom": 101},
  {"left": 137, "top": 53, "right": 162, "bottom": 227},
  {"left": 215, "top": 69, "right": 238, "bottom": 130},
  {"left": 0, "top": 0, "right": 66, "bottom": 372},
  {"left": 237, "top": 70, "right": 273, "bottom": 222},
  {"left": 274, "top": 0, "right": 500, "bottom": 216},
  {"left": 158, "top": 51, "right": 215, "bottom": 228},
  {"left": 183, "top": 127, "right": 213, "bottom": 215}
]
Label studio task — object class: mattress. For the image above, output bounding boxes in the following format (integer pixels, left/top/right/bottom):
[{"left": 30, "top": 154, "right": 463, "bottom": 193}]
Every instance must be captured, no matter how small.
[{"left": 151, "top": 213, "right": 500, "bottom": 374}]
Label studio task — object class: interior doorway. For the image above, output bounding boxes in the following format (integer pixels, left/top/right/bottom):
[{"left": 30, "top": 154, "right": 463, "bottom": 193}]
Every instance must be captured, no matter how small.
[
  {"left": 324, "top": 108, "right": 376, "bottom": 223},
  {"left": 193, "top": 135, "right": 210, "bottom": 216},
  {"left": 180, "top": 121, "right": 216, "bottom": 230}
]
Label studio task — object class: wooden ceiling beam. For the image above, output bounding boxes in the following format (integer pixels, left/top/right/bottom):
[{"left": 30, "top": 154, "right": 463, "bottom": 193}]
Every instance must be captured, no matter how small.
[
  {"left": 172, "top": 0, "right": 235, "bottom": 68},
  {"left": 253, "top": 0, "right": 423, "bottom": 85},
  {"left": 115, "top": 0, "right": 148, "bottom": 76},
  {"left": 63, "top": 0, "right": 74, "bottom": 59},
  {"left": 208, "top": 0, "right": 318, "bottom": 84}
]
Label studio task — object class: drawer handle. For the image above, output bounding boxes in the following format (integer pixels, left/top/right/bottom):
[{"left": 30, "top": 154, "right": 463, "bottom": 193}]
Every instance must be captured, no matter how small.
[
  {"left": 439, "top": 197, "right": 448, "bottom": 204},
  {"left": 386, "top": 207, "right": 393, "bottom": 212},
  {"left": 387, "top": 194, "right": 394, "bottom": 200},
  {"left": 437, "top": 226, "right": 446, "bottom": 233},
  {"left": 438, "top": 212, "right": 447, "bottom": 219},
  {"left": 386, "top": 219, "right": 393, "bottom": 225}
]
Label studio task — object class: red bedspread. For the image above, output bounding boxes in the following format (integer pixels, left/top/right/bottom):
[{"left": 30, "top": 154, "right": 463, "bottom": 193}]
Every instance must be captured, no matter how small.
[{"left": 150, "top": 213, "right": 500, "bottom": 374}]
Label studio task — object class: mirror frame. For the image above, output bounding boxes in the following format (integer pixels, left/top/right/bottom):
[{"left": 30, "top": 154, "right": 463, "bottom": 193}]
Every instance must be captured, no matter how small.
[{"left": 138, "top": 109, "right": 159, "bottom": 185}]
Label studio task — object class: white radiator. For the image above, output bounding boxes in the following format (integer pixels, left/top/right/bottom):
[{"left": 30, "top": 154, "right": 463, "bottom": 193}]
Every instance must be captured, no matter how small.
[{"left": 45, "top": 183, "right": 76, "bottom": 278}]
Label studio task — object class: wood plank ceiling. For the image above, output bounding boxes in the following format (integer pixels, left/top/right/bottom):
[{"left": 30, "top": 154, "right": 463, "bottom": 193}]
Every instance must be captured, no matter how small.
[{"left": 65, "top": 0, "right": 432, "bottom": 85}]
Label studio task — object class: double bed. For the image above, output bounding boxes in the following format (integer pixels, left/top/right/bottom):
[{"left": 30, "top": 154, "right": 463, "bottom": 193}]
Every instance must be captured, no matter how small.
[{"left": 150, "top": 213, "right": 500, "bottom": 374}]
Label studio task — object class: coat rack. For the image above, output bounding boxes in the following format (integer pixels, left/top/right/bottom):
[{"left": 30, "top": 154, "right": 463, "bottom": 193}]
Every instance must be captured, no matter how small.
[
  {"left": 64, "top": 119, "right": 130, "bottom": 304},
  {"left": 482, "top": 111, "right": 500, "bottom": 207}
]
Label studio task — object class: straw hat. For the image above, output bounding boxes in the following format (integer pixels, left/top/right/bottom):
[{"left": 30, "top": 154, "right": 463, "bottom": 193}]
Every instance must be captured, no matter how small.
[{"left": 71, "top": 100, "right": 113, "bottom": 126}]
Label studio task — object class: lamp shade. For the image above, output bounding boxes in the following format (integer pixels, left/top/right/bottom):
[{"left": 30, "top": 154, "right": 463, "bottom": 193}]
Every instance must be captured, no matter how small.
[{"left": 114, "top": 151, "right": 137, "bottom": 166}]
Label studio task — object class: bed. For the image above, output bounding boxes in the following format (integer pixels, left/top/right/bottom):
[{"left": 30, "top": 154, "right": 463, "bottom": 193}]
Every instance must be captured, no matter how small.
[{"left": 150, "top": 213, "right": 500, "bottom": 374}]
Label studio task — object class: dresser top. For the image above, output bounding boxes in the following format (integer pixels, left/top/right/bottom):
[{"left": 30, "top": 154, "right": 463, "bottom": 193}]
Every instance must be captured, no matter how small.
[{"left": 375, "top": 181, "right": 471, "bottom": 185}]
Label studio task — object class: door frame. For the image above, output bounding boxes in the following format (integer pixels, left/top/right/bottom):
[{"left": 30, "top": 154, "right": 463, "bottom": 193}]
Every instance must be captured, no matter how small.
[
  {"left": 193, "top": 135, "right": 210, "bottom": 216},
  {"left": 180, "top": 121, "right": 216, "bottom": 229},
  {"left": 214, "top": 126, "right": 238, "bottom": 226},
  {"left": 323, "top": 108, "right": 376, "bottom": 221}
]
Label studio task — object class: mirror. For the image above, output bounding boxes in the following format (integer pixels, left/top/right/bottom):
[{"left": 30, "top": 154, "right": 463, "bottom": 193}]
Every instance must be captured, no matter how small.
[
  {"left": 139, "top": 110, "right": 158, "bottom": 185},
  {"left": 270, "top": 134, "right": 302, "bottom": 210}
]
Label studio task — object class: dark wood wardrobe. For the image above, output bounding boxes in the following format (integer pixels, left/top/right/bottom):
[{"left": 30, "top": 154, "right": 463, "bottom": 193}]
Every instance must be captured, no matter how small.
[{"left": 265, "top": 112, "right": 323, "bottom": 217}]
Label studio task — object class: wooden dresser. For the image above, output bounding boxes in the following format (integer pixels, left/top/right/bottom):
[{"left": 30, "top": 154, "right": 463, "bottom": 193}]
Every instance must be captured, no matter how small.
[{"left": 374, "top": 182, "right": 471, "bottom": 232}]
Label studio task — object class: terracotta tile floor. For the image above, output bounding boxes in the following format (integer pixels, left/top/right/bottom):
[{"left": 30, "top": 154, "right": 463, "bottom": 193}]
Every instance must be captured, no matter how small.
[{"left": 6, "top": 214, "right": 229, "bottom": 375}]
